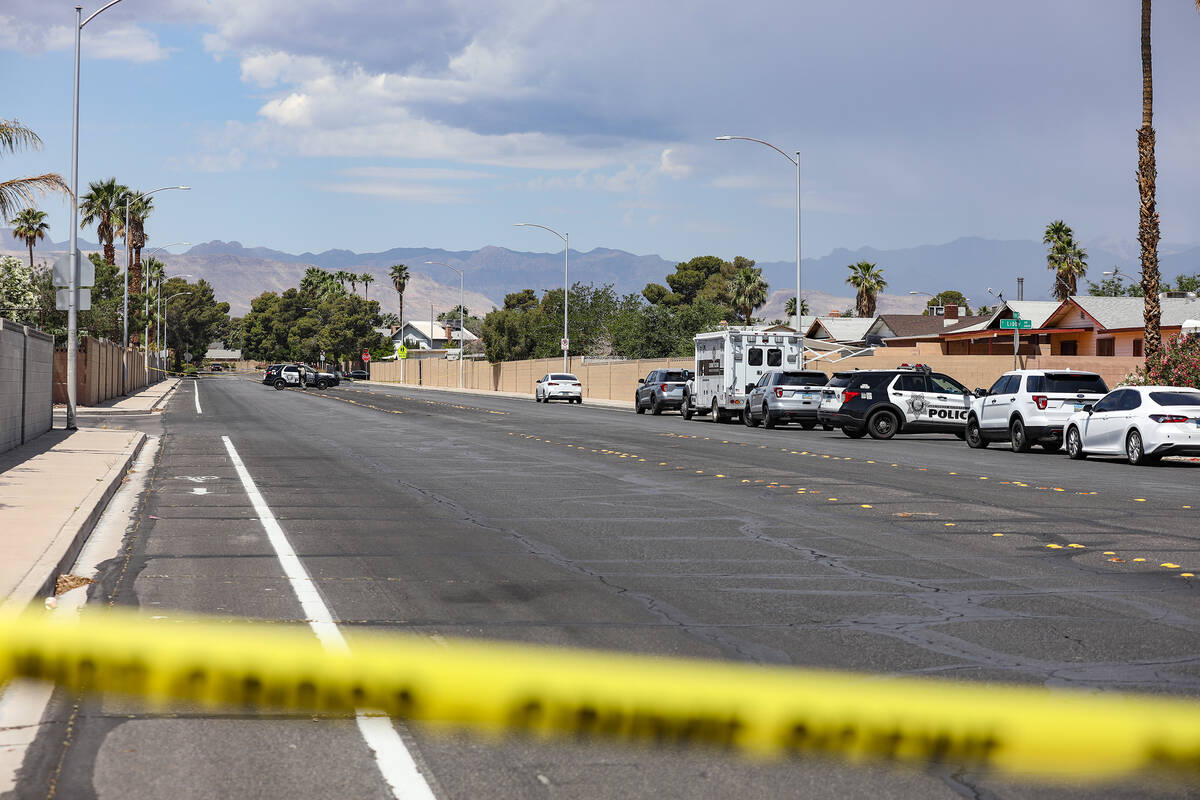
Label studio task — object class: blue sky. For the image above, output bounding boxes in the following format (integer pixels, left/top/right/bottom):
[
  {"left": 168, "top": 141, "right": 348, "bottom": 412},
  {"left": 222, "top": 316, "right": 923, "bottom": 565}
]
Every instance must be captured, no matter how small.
[{"left": 3, "top": 0, "right": 1199, "bottom": 267}]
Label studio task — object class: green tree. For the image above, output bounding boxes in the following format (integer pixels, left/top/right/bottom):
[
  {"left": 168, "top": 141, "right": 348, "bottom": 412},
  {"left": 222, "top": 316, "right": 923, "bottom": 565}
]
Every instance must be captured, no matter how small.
[
  {"left": 975, "top": 305, "right": 995, "bottom": 316},
  {"left": 662, "top": 255, "right": 735, "bottom": 308},
  {"left": 728, "top": 262, "right": 768, "bottom": 325},
  {"left": 785, "top": 296, "right": 810, "bottom": 318},
  {"left": 160, "top": 277, "right": 230, "bottom": 368},
  {"left": 437, "top": 305, "right": 483, "bottom": 336},
  {"left": 1043, "top": 220, "right": 1088, "bottom": 300},
  {"left": 845, "top": 261, "right": 887, "bottom": 317},
  {"left": 389, "top": 263, "right": 410, "bottom": 321},
  {"left": 0, "top": 119, "right": 69, "bottom": 221},
  {"left": 299, "top": 267, "right": 345, "bottom": 302},
  {"left": 361, "top": 272, "right": 374, "bottom": 300},
  {"left": 379, "top": 311, "right": 400, "bottom": 327},
  {"left": 0, "top": 254, "right": 37, "bottom": 323},
  {"left": 641, "top": 282, "right": 678, "bottom": 306},
  {"left": 1087, "top": 276, "right": 1144, "bottom": 297},
  {"left": 10, "top": 208, "right": 48, "bottom": 269},
  {"left": 80, "top": 177, "right": 129, "bottom": 267},
  {"left": 119, "top": 192, "right": 153, "bottom": 293},
  {"left": 922, "top": 290, "right": 969, "bottom": 315}
]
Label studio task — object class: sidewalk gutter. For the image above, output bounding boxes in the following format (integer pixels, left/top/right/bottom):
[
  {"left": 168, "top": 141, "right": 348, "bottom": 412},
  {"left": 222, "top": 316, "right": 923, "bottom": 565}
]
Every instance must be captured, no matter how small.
[{"left": 0, "top": 431, "right": 147, "bottom": 614}]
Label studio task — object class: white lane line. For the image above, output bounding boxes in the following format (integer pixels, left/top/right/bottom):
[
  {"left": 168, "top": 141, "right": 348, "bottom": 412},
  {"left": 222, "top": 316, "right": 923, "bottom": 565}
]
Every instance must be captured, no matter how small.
[
  {"left": 194, "top": 381, "right": 202, "bottom": 414},
  {"left": 221, "top": 436, "right": 436, "bottom": 800}
]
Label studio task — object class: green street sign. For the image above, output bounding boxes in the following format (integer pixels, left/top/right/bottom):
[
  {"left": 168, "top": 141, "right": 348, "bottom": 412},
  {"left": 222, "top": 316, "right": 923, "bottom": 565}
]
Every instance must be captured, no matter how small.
[
  {"left": 397, "top": 344, "right": 408, "bottom": 359},
  {"left": 1000, "top": 318, "right": 1032, "bottom": 330}
]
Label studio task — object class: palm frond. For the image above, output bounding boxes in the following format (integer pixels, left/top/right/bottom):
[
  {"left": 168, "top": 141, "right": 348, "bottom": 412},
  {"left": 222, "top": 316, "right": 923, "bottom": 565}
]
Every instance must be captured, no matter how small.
[
  {"left": 0, "top": 119, "right": 43, "bottom": 155},
  {"left": 0, "top": 173, "right": 71, "bottom": 222}
]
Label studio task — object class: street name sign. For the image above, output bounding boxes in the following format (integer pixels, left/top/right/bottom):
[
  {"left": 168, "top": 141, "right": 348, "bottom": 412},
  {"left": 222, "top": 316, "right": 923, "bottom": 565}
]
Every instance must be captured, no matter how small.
[{"left": 1000, "top": 319, "right": 1032, "bottom": 330}]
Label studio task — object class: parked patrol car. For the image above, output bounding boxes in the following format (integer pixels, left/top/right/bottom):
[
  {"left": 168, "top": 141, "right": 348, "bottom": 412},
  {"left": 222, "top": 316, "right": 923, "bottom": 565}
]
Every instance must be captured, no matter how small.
[
  {"left": 689, "top": 328, "right": 805, "bottom": 423},
  {"left": 817, "top": 365, "right": 973, "bottom": 439}
]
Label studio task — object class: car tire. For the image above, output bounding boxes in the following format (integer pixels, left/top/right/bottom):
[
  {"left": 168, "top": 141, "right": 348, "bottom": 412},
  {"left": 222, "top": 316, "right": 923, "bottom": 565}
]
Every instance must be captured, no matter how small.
[
  {"left": 965, "top": 417, "right": 988, "bottom": 449},
  {"left": 800, "top": 421, "right": 816, "bottom": 430},
  {"left": 822, "top": 424, "right": 835, "bottom": 432},
  {"left": 651, "top": 395, "right": 663, "bottom": 415},
  {"left": 1010, "top": 417, "right": 1032, "bottom": 453},
  {"left": 743, "top": 405, "right": 758, "bottom": 427},
  {"left": 1066, "top": 426, "right": 1086, "bottom": 460},
  {"left": 1125, "top": 429, "right": 1156, "bottom": 466},
  {"left": 576, "top": 398, "right": 583, "bottom": 405},
  {"left": 762, "top": 404, "right": 776, "bottom": 429},
  {"left": 867, "top": 409, "right": 899, "bottom": 440},
  {"left": 711, "top": 399, "right": 724, "bottom": 423},
  {"left": 274, "top": 379, "right": 286, "bottom": 390},
  {"left": 843, "top": 426, "right": 867, "bottom": 439},
  {"left": 635, "top": 395, "right": 645, "bottom": 414},
  {"left": 316, "top": 379, "right": 328, "bottom": 390},
  {"left": 682, "top": 395, "right": 693, "bottom": 421}
]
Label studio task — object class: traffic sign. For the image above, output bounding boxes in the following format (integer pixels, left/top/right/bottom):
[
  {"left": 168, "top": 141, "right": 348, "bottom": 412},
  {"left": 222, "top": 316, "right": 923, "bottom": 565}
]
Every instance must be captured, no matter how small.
[
  {"left": 397, "top": 345, "right": 408, "bottom": 359},
  {"left": 561, "top": 338, "right": 570, "bottom": 352},
  {"left": 52, "top": 250, "right": 92, "bottom": 288},
  {"left": 1000, "top": 319, "right": 1032, "bottom": 330},
  {"left": 362, "top": 351, "right": 371, "bottom": 363},
  {"left": 55, "top": 287, "right": 90, "bottom": 311}
]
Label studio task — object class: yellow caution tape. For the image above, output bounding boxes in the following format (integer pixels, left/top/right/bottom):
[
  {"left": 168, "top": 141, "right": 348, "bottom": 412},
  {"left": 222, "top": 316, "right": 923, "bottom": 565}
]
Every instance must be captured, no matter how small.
[{"left": 2, "top": 607, "right": 1199, "bottom": 782}]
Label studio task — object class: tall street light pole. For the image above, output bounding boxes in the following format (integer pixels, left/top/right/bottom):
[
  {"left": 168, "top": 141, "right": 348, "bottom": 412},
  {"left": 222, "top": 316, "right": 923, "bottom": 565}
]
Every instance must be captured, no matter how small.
[
  {"left": 67, "top": 0, "right": 127, "bottom": 430},
  {"left": 122, "top": 185, "right": 189, "bottom": 394},
  {"left": 716, "top": 135, "right": 803, "bottom": 367},
  {"left": 425, "top": 261, "right": 465, "bottom": 389},
  {"left": 515, "top": 223, "right": 569, "bottom": 371}
]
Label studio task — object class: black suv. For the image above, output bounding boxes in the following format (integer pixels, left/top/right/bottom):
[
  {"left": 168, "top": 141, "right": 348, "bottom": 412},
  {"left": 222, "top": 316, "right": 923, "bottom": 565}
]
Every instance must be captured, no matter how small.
[{"left": 817, "top": 366, "right": 973, "bottom": 439}]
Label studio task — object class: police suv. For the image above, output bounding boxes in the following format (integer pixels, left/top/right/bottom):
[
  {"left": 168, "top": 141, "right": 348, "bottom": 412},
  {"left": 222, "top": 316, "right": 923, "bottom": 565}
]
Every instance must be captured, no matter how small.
[{"left": 817, "top": 365, "right": 973, "bottom": 439}]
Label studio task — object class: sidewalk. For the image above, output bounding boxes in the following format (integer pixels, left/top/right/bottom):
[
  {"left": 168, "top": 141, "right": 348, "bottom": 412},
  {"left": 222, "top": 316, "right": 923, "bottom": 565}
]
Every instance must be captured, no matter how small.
[{"left": 1, "top": 378, "right": 179, "bottom": 613}]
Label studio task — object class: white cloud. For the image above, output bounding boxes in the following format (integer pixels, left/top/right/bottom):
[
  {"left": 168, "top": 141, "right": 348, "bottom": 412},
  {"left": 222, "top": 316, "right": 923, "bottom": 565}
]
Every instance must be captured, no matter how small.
[
  {"left": 321, "top": 182, "right": 474, "bottom": 204},
  {"left": 658, "top": 149, "right": 692, "bottom": 179},
  {"left": 0, "top": 15, "right": 168, "bottom": 62}
]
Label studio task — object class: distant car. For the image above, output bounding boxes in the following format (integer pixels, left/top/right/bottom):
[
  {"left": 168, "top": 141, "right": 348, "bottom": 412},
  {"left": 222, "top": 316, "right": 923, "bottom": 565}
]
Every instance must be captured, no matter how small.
[
  {"left": 965, "top": 369, "right": 1108, "bottom": 452},
  {"left": 535, "top": 373, "right": 583, "bottom": 404},
  {"left": 348, "top": 370, "right": 369, "bottom": 380},
  {"left": 272, "top": 364, "right": 338, "bottom": 390},
  {"left": 1065, "top": 386, "right": 1200, "bottom": 465},
  {"left": 743, "top": 370, "right": 829, "bottom": 429},
  {"left": 634, "top": 368, "right": 691, "bottom": 415},
  {"left": 262, "top": 364, "right": 287, "bottom": 385},
  {"left": 209, "top": 363, "right": 224, "bottom": 372}
]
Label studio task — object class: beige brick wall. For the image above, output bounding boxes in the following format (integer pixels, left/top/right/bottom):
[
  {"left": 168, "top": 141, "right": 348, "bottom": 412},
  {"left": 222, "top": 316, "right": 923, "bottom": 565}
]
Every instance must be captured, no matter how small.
[{"left": 0, "top": 320, "right": 54, "bottom": 454}]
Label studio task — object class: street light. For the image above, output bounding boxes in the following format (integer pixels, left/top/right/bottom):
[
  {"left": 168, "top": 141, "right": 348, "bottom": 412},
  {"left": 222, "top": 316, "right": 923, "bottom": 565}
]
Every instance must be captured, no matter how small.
[
  {"left": 122, "top": 185, "right": 189, "bottom": 393},
  {"left": 425, "top": 261, "right": 465, "bottom": 388},
  {"left": 716, "top": 135, "right": 803, "bottom": 364},
  {"left": 161, "top": 290, "right": 192, "bottom": 369},
  {"left": 67, "top": 0, "right": 128, "bottom": 429},
  {"left": 142, "top": 242, "right": 189, "bottom": 372},
  {"left": 515, "top": 223, "right": 569, "bottom": 371}
]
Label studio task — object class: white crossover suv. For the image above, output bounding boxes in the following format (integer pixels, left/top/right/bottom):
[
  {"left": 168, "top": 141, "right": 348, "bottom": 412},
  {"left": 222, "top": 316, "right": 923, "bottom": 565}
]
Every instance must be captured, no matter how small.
[{"left": 964, "top": 369, "right": 1108, "bottom": 452}]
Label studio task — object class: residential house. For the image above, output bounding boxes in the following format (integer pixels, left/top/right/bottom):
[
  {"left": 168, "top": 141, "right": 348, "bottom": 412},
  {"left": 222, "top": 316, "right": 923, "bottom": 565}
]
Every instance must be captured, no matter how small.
[
  {"left": 804, "top": 315, "right": 876, "bottom": 345},
  {"left": 937, "top": 301, "right": 1061, "bottom": 355},
  {"left": 865, "top": 309, "right": 988, "bottom": 347},
  {"left": 394, "top": 320, "right": 479, "bottom": 351},
  {"left": 1040, "top": 295, "right": 1197, "bottom": 357},
  {"left": 204, "top": 341, "right": 242, "bottom": 364}
]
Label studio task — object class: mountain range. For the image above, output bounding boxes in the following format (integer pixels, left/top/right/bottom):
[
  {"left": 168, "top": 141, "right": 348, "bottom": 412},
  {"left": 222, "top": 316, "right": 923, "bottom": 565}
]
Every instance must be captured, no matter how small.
[{"left": 5, "top": 232, "right": 1198, "bottom": 320}]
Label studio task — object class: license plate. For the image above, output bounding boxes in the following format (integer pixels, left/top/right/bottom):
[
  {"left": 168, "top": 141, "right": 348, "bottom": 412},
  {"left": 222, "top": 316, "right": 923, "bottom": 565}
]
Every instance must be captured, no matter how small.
[
  {"left": 802, "top": 392, "right": 814, "bottom": 400},
  {"left": 1073, "top": 403, "right": 1085, "bottom": 411}
]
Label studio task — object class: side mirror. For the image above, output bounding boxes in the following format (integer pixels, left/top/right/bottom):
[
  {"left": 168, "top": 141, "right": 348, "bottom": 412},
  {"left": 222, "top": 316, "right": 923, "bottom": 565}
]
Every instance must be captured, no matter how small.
[
  {"left": 1083, "top": 404, "right": 1094, "bottom": 414},
  {"left": 638, "top": 378, "right": 645, "bottom": 384},
  {"left": 974, "top": 388, "right": 987, "bottom": 398}
]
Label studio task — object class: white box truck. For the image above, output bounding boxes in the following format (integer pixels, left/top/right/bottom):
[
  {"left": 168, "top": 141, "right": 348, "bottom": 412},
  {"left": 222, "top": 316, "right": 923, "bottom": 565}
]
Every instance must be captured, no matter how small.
[{"left": 688, "top": 328, "right": 805, "bottom": 422}]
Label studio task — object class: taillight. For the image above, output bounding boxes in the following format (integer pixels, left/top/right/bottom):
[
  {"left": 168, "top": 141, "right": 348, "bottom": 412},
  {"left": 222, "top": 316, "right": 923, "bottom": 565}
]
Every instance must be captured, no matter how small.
[
  {"left": 1032, "top": 395, "right": 1048, "bottom": 410},
  {"left": 774, "top": 388, "right": 784, "bottom": 398},
  {"left": 660, "top": 383, "right": 669, "bottom": 391},
  {"left": 843, "top": 390, "right": 860, "bottom": 402},
  {"left": 573, "top": 383, "right": 581, "bottom": 387},
  {"left": 548, "top": 382, "right": 558, "bottom": 386},
  {"left": 1150, "top": 414, "right": 1189, "bottom": 423}
]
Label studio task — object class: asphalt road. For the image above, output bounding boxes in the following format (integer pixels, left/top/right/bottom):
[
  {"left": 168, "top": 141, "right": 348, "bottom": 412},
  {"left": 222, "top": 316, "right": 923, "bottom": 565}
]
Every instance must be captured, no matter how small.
[{"left": 13, "top": 375, "right": 1200, "bottom": 799}]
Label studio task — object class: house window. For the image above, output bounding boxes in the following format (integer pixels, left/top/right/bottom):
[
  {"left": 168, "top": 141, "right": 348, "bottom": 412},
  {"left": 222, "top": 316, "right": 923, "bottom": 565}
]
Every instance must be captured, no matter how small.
[
  {"left": 1059, "top": 340, "right": 1078, "bottom": 356},
  {"left": 1133, "top": 339, "right": 1144, "bottom": 357},
  {"left": 1097, "top": 338, "right": 1115, "bottom": 357}
]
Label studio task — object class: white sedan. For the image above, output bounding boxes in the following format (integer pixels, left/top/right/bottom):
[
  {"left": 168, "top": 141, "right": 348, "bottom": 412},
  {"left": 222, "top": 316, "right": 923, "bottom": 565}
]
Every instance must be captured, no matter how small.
[
  {"left": 535, "top": 373, "right": 583, "bottom": 404},
  {"left": 1065, "top": 385, "right": 1200, "bottom": 465}
]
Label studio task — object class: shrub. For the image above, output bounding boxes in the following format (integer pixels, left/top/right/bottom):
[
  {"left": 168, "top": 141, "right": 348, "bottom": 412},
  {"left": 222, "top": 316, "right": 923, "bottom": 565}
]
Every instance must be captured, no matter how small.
[{"left": 1124, "top": 333, "right": 1200, "bottom": 389}]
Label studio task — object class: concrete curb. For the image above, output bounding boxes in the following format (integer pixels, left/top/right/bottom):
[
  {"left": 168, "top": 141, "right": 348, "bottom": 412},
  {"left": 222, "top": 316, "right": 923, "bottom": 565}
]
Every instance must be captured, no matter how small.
[
  {"left": 354, "top": 380, "right": 635, "bottom": 411},
  {"left": 0, "top": 432, "right": 147, "bottom": 614}
]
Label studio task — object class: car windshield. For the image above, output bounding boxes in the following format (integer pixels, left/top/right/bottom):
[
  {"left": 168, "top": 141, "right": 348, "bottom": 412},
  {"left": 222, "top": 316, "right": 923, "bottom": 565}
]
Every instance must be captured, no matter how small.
[
  {"left": 1042, "top": 373, "right": 1108, "bottom": 394},
  {"left": 551, "top": 374, "right": 577, "bottom": 381},
  {"left": 778, "top": 372, "right": 827, "bottom": 386},
  {"left": 662, "top": 371, "right": 689, "bottom": 382},
  {"left": 1149, "top": 391, "right": 1200, "bottom": 406}
]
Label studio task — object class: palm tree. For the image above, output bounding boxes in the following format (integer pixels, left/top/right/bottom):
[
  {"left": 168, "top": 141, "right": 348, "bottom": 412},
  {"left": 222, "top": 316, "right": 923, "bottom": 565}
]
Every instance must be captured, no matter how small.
[
  {"left": 1043, "top": 220, "right": 1088, "bottom": 301},
  {"left": 10, "top": 208, "right": 48, "bottom": 269},
  {"left": 845, "top": 261, "right": 887, "bottom": 317},
  {"left": 348, "top": 273, "right": 359, "bottom": 296},
  {"left": 125, "top": 193, "right": 153, "bottom": 293},
  {"left": 728, "top": 265, "right": 768, "bottom": 325},
  {"left": 0, "top": 119, "right": 70, "bottom": 222},
  {"left": 389, "top": 263, "right": 410, "bottom": 322},
  {"left": 334, "top": 270, "right": 351, "bottom": 291},
  {"left": 361, "top": 272, "right": 374, "bottom": 300},
  {"left": 80, "top": 178, "right": 128, "bottom": 266},
  {"left": 785, "top": 296, "right": 810, "bottom": 318}
]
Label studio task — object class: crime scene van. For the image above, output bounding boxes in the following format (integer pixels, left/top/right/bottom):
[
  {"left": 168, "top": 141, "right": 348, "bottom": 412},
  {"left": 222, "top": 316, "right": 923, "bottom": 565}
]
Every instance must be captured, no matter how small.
[
  {"left": 817, "top": 364, "right": 973, "bottom": 440},
  {"left": 689, "top": 328, "right": 804, "bottom": 423}
]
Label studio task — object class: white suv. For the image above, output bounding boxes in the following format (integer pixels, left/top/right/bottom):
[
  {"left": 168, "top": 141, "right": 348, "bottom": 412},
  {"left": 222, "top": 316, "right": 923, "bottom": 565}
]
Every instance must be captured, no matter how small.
[{"left": 964, "top": 369, "right": 1109, "bottom": 452}]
